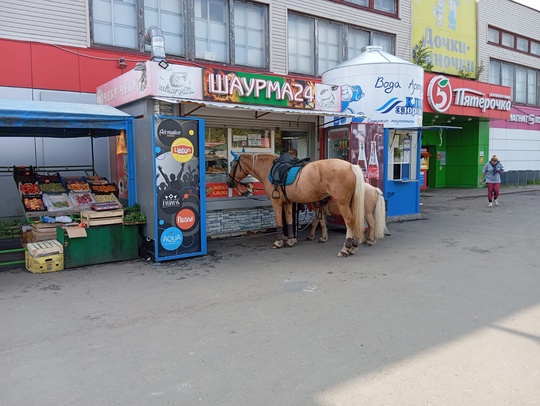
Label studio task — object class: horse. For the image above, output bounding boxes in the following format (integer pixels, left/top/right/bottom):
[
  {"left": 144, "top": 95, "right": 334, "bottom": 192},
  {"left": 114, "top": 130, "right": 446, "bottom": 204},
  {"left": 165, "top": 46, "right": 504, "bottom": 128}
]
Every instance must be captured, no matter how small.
[
  {"left": 226, "top": 152, "right": 366, "bottom": 257},
  {"left": 307, "top": 183, "right": 387, "bottom": 246}
]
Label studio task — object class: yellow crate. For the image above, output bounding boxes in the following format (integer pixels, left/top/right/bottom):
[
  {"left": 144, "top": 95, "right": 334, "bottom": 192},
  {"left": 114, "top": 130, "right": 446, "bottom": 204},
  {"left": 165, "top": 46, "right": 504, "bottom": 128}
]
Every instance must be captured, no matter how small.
[{"left": 25, "top": 251, "right": 64, "bottom": 273}]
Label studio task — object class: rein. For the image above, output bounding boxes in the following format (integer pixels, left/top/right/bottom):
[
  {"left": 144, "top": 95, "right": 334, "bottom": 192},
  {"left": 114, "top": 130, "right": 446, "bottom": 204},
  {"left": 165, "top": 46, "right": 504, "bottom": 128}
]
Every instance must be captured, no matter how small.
[{"left": 227, "top": 154, "right": 266, "bottom": 199}]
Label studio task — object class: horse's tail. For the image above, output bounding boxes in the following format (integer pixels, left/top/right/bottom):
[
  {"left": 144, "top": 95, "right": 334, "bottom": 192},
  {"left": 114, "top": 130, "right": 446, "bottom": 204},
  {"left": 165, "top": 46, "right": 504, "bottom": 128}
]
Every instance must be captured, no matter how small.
[
  {"left": 351, "top": 165, "right": 366, "bottom": 241},
  {"left": 373, "top": 187, "right": 387, "bottom": 240}
]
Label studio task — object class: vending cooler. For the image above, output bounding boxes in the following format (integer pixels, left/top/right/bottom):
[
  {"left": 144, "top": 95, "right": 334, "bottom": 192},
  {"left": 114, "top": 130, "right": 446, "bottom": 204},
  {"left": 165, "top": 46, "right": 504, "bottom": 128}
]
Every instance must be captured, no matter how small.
[
  {"left": 322, "top": 122, "right": 385, "bottom": 227},
  {"left": 134, "top": 116, "right": 207, "bottom": 261}
]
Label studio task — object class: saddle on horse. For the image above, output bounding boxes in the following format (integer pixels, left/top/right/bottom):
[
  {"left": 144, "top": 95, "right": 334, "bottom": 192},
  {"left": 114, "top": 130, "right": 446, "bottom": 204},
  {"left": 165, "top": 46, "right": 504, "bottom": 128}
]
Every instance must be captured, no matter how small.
[{"left": 268, "top": 152, "right": 311, "bottom": 199}]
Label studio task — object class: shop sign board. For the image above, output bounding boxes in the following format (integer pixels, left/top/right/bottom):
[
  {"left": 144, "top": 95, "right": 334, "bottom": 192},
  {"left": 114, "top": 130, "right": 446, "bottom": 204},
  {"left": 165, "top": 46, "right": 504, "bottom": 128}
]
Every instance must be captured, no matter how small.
[
  {"left": 153, "top": 117, "right": 206, "bottom": 260},
  {"left": 203, "top": 68, "right": 341, "bottom": 111},
  {"left": 412, "top": 0, "right": 477, "bottom": 77},
  {"left": 97, "top": 61, "right": 203, "bottom": 107},
  {"left": 424, "top": 73, "right": 512, "bottom": 119},
  {"left": 490, "top": 106, "right": 540, "bottom": 130}
]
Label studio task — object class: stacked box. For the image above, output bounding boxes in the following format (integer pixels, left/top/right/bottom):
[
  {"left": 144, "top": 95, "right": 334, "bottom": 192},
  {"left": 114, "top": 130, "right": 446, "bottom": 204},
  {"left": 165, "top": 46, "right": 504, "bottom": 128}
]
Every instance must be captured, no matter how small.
[
  {"left": 80, "top": 209, "right": 123, "bottom": 227},
  {"left": 31, "top": 223, "right": 59, "bottom": 242},
  {"left": 25, "top": 240, "right": 64, "bottom": 273}
]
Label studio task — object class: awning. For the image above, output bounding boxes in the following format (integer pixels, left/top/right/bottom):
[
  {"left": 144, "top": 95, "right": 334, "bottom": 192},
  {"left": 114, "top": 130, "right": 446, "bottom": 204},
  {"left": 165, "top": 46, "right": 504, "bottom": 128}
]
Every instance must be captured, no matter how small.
[
  {"left": 0, "top": 99, "right": 133, "bottom": 137},
  {"left": 153, "top": 97, "right": 365, "bottom": 119}
]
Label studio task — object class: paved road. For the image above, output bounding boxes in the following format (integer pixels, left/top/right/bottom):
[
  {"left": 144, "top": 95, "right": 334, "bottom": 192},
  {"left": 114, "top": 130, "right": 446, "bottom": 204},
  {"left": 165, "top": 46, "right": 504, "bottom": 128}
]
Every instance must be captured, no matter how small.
[{"left": 1, "top": 187, "right": 539, "bottom": 405}]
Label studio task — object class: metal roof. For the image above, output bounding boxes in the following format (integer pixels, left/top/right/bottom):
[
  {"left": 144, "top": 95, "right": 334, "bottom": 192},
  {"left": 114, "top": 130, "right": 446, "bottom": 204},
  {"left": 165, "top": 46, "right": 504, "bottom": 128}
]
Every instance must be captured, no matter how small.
[
  {"left": 0, "top": 99, "right": 133, "bottom": 137},
  {"left": 153, "top": 97, "right": 366, "bottom": 119}
]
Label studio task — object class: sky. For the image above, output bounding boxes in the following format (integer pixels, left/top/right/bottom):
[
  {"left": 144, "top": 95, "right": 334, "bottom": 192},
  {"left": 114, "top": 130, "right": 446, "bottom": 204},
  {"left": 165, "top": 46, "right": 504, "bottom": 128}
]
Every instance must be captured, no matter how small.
[{"left": 510, "top": 0, "right": 540, "bottom": 11}]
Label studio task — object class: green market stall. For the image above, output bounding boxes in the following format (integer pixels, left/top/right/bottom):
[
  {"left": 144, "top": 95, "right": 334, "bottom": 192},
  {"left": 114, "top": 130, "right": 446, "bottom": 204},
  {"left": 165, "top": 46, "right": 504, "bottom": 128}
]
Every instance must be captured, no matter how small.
[{"left": 0, "top": 99, "right": 139, "bottom": 269}]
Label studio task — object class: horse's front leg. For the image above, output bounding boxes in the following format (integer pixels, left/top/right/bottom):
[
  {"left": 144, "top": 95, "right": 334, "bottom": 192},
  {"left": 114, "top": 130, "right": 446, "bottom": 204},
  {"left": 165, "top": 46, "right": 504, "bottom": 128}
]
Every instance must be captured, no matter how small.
[
  {"left": 271, "top": 201, "right": 285, "bottom": 249},
  {"left": 283, "top": 203, "right": 297, "bottom": 247}
]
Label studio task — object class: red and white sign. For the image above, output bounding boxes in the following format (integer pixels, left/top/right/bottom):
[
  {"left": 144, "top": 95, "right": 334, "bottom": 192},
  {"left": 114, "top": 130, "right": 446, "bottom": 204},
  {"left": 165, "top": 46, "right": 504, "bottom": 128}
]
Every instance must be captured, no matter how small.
[
  {"left": 424, "top": 73, "right": 512, "bottom": 120},
  {"left": 97, "top": 61, "right": 203, "bottom": 107}
]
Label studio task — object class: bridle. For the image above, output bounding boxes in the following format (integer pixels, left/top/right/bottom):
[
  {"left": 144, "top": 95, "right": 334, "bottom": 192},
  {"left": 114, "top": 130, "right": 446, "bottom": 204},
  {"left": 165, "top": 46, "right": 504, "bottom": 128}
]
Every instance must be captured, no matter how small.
[
  {"left": 226, "top": 154, "right": 247, "bottom": 190},
  {"left": 226, "top": 153, "right": 266, "bottom": 199}
]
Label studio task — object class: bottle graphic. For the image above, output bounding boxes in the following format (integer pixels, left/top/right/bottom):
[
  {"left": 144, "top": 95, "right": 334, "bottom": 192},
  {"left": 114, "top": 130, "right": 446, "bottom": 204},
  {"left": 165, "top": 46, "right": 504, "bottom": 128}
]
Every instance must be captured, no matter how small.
[
  {"left": 367, "top": 140, "right": 379, "bottom": 187},
  {"left": 358, "top": 141, "right": 368, "bottom": 181}
]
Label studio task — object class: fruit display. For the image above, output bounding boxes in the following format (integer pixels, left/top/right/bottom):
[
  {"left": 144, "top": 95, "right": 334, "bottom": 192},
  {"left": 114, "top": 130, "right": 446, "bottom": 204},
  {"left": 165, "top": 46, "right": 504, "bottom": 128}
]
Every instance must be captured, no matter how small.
[
  {"left": 39, "top": 181, "right": 67, "bottom": 194},
  {"left": 86, "top": 176, "right": 109, "bottom": 185},
  {"left": 43, "top": 193, "right": 73, "bottom": 211},
  {"left": 22, "top": 196, "right": 46, "bottom": 212},
  {"left": 69, "top": 192, "right": 95, "bottom": 208},
  {"left": 90, "top": 183, "right": 118, "bottom": 194},
  {"left": 93, "top": 193, "right": 120, "bottom": 203},
  {"left": 19, "top": 182, "right": 41, "bottom": 195},
  {"left": 65, "top": 180, "right": 90, "bottom": 192}
]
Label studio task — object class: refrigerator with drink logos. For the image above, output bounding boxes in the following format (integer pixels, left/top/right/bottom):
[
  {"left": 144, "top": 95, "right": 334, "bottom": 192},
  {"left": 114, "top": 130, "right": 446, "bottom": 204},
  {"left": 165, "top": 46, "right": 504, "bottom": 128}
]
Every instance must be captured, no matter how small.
[
  {"left": 133, "top": 115, "right": 207, "bottom": 261},
  {"left": 321, "top": 122, "right": 385, "bottom": 227}
]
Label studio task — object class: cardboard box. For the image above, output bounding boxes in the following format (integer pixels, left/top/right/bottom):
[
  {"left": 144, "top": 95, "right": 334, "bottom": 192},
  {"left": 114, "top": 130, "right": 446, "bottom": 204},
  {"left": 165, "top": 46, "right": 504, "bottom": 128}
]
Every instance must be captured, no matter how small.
[
  {"left": 26, "top": 240, "right": 63, "bottom": 257},
  {"left": 25, "top": 251, "right": 64, "bottom": 273}
]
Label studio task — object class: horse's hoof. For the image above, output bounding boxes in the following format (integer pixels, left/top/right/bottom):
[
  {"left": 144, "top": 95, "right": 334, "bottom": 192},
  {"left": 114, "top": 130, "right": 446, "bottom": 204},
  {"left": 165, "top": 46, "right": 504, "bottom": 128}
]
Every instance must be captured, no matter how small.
[
  {"left": 306, "top": 236, "right": 314, "bottom": 241},
  {"left": 317, "top": 239, "right": 327, "bottom": 243},
  {"left": 363, "top": 241, "right": 373, "bottom": 247},
  {"left": 272, "top": 240, "right": 284, "bottom": 249},
  {"left": 285, "top": 238, "right": 297, "bottom": 247},
  {"left": 337, "top": 251, "right": 348, "bottom": 257}
]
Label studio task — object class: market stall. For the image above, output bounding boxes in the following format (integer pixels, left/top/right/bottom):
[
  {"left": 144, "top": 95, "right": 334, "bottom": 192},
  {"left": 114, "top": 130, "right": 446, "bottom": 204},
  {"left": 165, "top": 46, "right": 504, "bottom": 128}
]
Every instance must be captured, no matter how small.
[{"left": 0, "top": 99, "right": 138, "bottom": 271}]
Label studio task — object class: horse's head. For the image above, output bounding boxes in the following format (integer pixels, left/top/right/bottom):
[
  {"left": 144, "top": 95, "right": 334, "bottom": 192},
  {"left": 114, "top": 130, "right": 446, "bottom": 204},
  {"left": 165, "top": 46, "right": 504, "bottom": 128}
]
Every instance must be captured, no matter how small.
[{"left": 226, "top": 150, "right": 251, "bottom": 195}]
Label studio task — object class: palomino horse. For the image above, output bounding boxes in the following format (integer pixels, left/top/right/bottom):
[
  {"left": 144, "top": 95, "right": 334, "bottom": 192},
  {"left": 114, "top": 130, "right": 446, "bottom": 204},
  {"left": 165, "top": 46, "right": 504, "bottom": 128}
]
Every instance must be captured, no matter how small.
[
  {"left": 226, "top": 153, "right": 366, "bottom": 257},
  {"left": 307, "top": 183, "right": 387, "bottom": 246}
]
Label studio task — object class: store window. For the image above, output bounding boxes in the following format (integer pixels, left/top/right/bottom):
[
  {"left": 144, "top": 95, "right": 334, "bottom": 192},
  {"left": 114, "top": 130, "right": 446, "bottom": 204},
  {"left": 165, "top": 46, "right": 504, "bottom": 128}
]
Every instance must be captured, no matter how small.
[
  {"left": 490, "top": 59, "right": 539, "bottom": 106},
  {"left": 204, "top": 127, "right": 275, "bottom": 199},
  {"left": 487, "top": 26, "right": 540, "bottom": 59},
  {"left": 287, "top": 14, "right": 315, "bottom": 75},
  {"left": 342, "top": 0, "right": 398, "bottom": 16},
  {"left": 348, "top": 28, "right": 370, "bottom": 59},
  {"left": 90, "top": 0, "right": 269, "bottom": 69},
  {"left": 287, "top": 12, "right": 395, "bottom": 76},
  {"left": 388, "top": 132, "right": 417, "bottom": 182},
  {"left": 501, "top": 32, "right": 514, "bottom": 48},
  {"left": 92, "top": 0, "right": 138, "bottom": 49},
  {"left": 144, "top": 0, "right": 185, "bottom": 56}
]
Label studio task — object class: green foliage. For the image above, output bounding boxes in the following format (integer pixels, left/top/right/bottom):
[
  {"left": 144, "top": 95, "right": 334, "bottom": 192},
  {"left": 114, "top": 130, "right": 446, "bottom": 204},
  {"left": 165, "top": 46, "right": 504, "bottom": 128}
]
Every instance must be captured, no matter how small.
[
  {"left": 457, "top": 61, "right": 485, "bottom": 80},
  {"left": 0, "top": 219, "right": 23, "bottom": 239},
  {"left": 412, "top": 37, "right": 434, "bottom": 72},
  {"left": 124, "top": 204, "right": 147, "bottom": 224}
]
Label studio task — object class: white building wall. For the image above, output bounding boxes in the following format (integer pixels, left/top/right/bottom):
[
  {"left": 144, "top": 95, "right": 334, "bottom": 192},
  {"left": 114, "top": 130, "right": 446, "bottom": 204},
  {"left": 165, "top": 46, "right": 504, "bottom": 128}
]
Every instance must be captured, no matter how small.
[
  {"left": 269, "top": 0, "right": 412, "bottom": 74},
  {"left": 477, "top": 0, "right": 540, "bottom": 171},
  {"left": 0, "top": 0, "right": 88, "bottom": 47}
]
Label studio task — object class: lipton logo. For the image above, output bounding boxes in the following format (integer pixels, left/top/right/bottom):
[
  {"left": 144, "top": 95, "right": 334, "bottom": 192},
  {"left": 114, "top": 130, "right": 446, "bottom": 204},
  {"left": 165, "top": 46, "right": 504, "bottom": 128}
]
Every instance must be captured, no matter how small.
[
  {"left": 172, "top": 145, "right": 193, "bottom": 154},
  {"left": 170, "top": 137, "right": 194, "bottom": 163},
  {"left": 427, "top": 75, "right": 453, "bottom": 114}
]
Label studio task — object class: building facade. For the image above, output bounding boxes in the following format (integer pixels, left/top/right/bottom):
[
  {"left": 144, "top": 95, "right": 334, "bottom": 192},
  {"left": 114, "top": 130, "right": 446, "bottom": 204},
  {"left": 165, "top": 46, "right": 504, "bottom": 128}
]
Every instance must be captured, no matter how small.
[{"left": 1, "top": 0, "right": 538, "bottom": 236}]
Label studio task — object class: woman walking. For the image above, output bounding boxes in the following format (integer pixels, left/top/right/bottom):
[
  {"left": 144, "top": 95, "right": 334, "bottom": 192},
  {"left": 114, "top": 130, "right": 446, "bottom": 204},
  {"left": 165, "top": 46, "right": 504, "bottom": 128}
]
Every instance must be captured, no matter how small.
[{"left": 480, "top": 155, "right": 504, "bottom": 207}]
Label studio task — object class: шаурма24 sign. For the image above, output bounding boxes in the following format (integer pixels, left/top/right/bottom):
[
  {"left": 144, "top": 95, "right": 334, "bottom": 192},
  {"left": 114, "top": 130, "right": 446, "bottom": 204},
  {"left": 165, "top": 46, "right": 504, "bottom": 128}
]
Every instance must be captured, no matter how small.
[{"left": 427, "top": 74, "right": 511, "bottom": 115}]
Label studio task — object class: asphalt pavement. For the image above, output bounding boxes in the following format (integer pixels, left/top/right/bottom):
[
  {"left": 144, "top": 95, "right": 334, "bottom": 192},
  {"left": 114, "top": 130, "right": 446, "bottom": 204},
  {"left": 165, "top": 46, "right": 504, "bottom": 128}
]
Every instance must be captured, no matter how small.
[{"left": 1, "top": 185, "right": 539, "bottom": 406}]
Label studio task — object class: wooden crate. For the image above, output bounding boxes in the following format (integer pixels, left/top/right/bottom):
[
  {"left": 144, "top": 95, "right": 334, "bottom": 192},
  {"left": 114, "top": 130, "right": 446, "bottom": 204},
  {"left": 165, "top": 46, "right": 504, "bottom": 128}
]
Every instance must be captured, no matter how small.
[
  {"left": 80, "top": 209, "right": 124, "bottom": 227},
  {"left": 27, "top": 240, "right": 63, "bottom": 257},
  {"left": 31, "top": 223, "right": 59, "bottom": 242}
]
